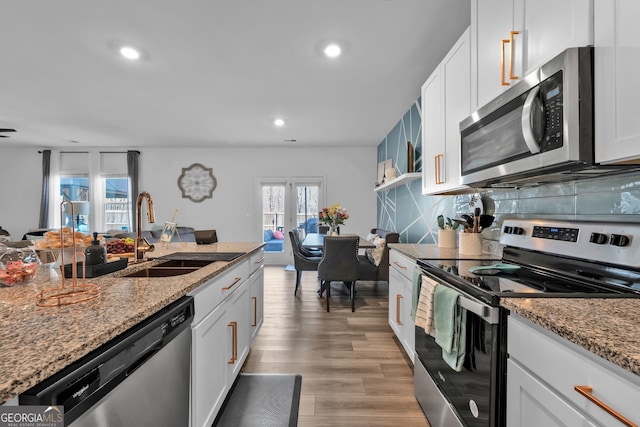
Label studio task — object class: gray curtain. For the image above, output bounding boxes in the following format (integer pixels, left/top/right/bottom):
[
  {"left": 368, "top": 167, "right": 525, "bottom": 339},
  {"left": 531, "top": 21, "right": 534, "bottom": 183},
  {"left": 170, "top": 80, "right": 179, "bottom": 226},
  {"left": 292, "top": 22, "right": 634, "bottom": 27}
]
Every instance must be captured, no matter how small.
[
  {"left": 127, "top": 150, "right": 140, "bottom": 232},
  {"left": 39, "top": 150, "right": 51, "bottom": 228}
]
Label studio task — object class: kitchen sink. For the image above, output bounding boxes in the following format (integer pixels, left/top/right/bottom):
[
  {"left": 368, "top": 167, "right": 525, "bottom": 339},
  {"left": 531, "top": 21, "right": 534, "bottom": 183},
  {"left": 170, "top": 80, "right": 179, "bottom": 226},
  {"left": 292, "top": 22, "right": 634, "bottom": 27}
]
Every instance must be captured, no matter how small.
[
  {"left": 124, "top": 267, "right": 200, "bottom": 278},
  {"left": 153, "top": 259, "right": 214, "bottom": 268}
]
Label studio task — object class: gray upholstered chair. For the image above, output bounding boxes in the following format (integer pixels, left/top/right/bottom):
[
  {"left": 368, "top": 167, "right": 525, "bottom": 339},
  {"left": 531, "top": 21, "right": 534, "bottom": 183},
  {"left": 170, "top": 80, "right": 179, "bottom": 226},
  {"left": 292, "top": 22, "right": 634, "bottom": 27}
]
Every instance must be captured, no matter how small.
[
  {"left": 317, "top": 236, "right": 360, "bottom": 312},
  {"left": 289, "top": 230, "right": 322, "bottom": 295},
  {"left": 291, "top": 228, "right": 322, "bottom": 257}
]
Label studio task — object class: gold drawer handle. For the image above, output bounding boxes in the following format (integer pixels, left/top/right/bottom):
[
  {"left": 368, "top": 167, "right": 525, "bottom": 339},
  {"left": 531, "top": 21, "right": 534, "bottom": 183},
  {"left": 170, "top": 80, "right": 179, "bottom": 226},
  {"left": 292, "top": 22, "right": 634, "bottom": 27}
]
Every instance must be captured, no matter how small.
[
  {"left": 227, "top": 321, "right": 238, "bottom": 364},
  {"left": 393, "top": 261, "right": 408, "bottom": 269},
  {"left": 574, "top": 385, "right": 637, "bottom": 427},
  {"left": 222, "top": 277, "right": 242, "bottom": 291},
  {"left": 252, "top": 296, "right": 258, "bottom": 327},
  {"left": 254, "top": 257, "right": 265, "bottom": 264},
  {"left": 396, "top": 294, "right": 403, "bottom": 325}
]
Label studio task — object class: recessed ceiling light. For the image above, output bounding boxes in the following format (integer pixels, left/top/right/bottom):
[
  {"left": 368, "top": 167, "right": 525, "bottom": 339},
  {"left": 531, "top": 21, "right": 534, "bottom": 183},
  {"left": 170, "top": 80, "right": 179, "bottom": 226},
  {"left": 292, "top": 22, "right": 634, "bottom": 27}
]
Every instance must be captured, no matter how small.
[
  {"left": 119, "top": 46, "right": 141, "bottom": 60},
  {"left": 323, "top": 43, "right": 342, "bottom": 58},
  {"left": 274, "top": 118, "right": 285, "bottom": 127}
]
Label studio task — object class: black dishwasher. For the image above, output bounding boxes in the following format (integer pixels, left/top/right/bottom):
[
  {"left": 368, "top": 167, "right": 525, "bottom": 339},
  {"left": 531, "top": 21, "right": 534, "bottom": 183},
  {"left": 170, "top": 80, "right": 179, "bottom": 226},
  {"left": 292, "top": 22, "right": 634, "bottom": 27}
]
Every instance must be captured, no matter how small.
[{"left": 20, "top": 296, "right": 194, "bottom": 427}]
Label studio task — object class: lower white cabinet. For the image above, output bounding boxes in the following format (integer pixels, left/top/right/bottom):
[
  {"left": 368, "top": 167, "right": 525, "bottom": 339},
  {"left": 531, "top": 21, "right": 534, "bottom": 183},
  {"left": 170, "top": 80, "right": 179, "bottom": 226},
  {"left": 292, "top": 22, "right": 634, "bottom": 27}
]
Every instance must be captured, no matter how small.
[
  {"left": 189, "top": 249, "right": 264, "bottom": 427},
  {"left": 388, "top": 249, "right": 416, "bottom": 362},
  {"left": 507, "top": 314, "right": 640, "bottom": 427}
]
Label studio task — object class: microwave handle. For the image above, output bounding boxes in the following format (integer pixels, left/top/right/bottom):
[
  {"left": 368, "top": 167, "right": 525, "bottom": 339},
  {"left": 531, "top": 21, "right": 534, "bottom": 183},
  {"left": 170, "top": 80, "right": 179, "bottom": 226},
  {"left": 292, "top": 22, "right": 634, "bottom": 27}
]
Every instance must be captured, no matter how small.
[{"left": 521, "top": 86, "right": 542, "bottom": 154}]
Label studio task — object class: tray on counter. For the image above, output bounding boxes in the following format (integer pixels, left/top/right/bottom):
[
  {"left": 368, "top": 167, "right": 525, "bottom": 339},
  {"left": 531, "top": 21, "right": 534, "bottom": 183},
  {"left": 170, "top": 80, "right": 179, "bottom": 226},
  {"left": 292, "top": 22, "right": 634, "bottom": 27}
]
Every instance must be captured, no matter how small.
[{"left": 63, "top": 258, "right": 128, "bottom": 278}]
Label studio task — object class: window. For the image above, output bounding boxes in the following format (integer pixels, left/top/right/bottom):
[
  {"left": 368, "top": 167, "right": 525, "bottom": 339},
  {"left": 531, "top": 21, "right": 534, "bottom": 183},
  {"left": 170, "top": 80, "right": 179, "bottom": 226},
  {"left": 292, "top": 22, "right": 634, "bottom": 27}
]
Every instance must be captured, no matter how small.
[{"left": 50, "top": 152, "right": 131, "bottom": 233}]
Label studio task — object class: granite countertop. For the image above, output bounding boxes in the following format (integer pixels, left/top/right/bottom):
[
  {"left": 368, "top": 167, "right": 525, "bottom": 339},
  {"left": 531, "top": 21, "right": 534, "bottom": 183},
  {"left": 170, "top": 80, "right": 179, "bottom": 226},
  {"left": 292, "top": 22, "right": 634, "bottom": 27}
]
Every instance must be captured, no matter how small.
[
  {"left": 502, "top": 298, "right": 640, "bottom": 377},
  {"left": 0, "top": 241, "right": 263, "bottom": 404},
  {"left": 389, "top": 243, "right": 640, "bottom": 377},
  {"left": 388, "top": 243, "right": 501, "bottom": 260}
]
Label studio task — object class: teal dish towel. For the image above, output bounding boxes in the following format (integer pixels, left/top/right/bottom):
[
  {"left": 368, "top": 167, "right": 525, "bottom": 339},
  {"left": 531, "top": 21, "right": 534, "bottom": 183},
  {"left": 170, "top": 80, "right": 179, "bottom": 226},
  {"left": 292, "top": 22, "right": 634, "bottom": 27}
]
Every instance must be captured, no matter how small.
[
  {"left": 410, "top": 268, "right": 422, "bottom": 321},
  {"left": 433, "top": 285, "right": 467, "bottom": 372}
]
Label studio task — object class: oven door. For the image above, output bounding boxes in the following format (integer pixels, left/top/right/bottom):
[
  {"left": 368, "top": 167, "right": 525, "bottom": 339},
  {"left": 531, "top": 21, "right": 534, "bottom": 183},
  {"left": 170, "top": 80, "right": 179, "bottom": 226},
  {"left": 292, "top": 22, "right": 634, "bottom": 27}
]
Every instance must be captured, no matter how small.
[{"left": 414, "top": 275, "right": 507, "bottom": 427}]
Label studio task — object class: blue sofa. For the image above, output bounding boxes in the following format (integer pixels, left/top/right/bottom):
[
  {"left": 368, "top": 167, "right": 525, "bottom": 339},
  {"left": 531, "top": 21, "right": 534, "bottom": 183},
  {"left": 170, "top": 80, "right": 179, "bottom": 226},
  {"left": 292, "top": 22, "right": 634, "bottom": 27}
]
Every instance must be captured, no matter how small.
[{"left": 263, "top": 229, "right": 285, "bottom": 252}]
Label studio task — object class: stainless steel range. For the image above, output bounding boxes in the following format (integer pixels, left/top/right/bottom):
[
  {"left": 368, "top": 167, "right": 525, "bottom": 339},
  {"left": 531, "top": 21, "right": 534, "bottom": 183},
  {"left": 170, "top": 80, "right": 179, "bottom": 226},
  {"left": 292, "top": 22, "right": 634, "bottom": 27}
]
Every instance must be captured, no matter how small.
[{"left": 414, "top": 219, "right": 640, "bottom": 427}]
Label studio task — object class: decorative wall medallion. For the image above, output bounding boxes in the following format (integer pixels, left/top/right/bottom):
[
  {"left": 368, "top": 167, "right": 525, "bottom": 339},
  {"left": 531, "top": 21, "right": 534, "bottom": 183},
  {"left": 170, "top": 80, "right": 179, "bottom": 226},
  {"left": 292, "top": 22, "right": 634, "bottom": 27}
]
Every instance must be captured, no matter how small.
[{"left": 177, "top": 163, "right": 216, "bottom": 202}]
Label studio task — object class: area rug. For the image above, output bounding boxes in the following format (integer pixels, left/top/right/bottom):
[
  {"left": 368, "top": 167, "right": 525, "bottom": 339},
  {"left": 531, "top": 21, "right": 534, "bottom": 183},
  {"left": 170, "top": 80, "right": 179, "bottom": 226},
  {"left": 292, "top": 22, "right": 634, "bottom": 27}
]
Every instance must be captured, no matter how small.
[{"left": 214, "top": 373, "right": 302, "bottom": 427}]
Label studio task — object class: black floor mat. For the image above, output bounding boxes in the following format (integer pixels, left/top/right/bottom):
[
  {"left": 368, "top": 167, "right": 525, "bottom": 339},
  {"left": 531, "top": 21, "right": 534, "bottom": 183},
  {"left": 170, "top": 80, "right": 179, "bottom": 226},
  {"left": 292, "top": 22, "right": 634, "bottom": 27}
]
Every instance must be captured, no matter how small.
[{"left": 213, "top": 373, "right": 302, "bottom": 427}]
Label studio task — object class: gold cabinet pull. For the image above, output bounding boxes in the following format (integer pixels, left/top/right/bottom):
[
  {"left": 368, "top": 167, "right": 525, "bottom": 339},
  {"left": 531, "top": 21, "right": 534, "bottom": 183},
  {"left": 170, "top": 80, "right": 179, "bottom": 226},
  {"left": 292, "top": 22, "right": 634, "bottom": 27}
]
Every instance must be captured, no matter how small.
[
  {"left": 222, "top": 277, "right": 242, "bottom": 291},
  {"left": 227, "top": 321, "right": 238, "bottom": 364},
  {"left": 574, "top": 385, "right": 637, "bottom": 427},
  {"left": 393, "top": 261, "right": 407, "bottom": 269},
  {"left": 396, "top": 294, "right": 403, "bottom": 325},
  {"left": 252, "top": 296, "right": 258, "bottom": 327},
  {"left": 435, "top": 154, "right": 444, "bottom": 184},
  {"left": 501, "top": 38, "right": 510, "bottom": 86},
  {"left": 509, "top": 31, "right": 520, "bottom": 80},
  {"left": 254, "top": 257, "right": 265, "bottom": 264}
]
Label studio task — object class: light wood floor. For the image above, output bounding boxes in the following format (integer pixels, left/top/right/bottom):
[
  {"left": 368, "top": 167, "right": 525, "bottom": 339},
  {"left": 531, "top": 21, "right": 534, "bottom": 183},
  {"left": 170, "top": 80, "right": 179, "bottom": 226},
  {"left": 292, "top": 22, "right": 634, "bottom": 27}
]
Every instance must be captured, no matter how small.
[{"left": 241, "top": 266, "right": 431, "bottom": 427}]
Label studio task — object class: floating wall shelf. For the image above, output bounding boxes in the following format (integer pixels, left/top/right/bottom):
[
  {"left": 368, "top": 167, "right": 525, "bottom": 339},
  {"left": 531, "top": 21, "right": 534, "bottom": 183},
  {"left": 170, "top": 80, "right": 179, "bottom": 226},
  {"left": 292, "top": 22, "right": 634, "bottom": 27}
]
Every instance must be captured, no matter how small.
[{"left": 374, "top": 172, "right": 421, "bottom": 192}]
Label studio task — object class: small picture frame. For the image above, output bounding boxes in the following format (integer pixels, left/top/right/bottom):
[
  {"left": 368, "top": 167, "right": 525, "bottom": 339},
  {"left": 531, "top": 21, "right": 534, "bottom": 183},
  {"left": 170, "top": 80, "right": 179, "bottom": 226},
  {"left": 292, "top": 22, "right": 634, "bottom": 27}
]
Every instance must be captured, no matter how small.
[{"left": 160, "top": 222, "right": 177, "bottom": 243}]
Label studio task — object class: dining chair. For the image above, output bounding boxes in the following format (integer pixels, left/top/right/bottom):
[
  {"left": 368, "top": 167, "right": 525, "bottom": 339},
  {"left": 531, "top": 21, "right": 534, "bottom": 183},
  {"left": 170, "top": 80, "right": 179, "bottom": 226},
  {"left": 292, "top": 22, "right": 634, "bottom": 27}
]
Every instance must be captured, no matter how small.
[
  {"left": 291, "top": 228, "right": 323, "bottom": 258},
  {"left": 289, "top": 230, "right": 322, "bottom": 295},
  {"left": 317, "top": 236, "right": 360, "bottom": 312}
]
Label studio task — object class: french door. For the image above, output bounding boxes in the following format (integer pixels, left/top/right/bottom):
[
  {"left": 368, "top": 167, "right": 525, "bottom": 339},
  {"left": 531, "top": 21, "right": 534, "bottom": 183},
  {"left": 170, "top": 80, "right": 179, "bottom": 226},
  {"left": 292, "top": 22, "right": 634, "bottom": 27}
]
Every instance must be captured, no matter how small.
[{"left": 258, "top": 177, "right": 324, "bottom": 265}]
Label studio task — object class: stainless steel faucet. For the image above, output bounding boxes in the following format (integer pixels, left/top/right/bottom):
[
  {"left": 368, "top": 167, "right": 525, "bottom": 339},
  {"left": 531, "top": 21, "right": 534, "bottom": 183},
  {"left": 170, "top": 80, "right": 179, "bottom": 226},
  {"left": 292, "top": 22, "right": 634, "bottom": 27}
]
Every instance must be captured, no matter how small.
[{"left": 134, "top": 191, "right": 155, "bottom": 262}]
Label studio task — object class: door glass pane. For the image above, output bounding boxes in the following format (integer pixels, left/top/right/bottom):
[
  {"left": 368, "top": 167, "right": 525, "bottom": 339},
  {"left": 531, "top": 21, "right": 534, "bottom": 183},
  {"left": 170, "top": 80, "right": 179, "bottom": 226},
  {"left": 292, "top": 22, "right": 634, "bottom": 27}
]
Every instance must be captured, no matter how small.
[
  {"left": 262, "top": 184, "right": 285, "bottom": 253},
  {"left": 295, "top": 184, "right": 319, "bottom": 238},
  {"left": 104, "top": 177, "right": 130, "bottom": 232},
  {"left": 60, "top": 176, "right": 89, "bottom": 231}
]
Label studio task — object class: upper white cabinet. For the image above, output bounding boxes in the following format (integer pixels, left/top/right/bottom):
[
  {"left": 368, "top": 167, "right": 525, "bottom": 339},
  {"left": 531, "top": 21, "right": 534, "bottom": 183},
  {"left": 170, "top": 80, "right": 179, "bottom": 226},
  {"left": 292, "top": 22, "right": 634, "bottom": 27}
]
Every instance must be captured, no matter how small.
[
  {"left": 471, "top": 0, "right": 593, "bottom": 110},
  {"left": 594, "top": 0, "right": 640, "bottom": 164},
  {"left": 422, "top": 27, "right": 471, "bottom": 195}
]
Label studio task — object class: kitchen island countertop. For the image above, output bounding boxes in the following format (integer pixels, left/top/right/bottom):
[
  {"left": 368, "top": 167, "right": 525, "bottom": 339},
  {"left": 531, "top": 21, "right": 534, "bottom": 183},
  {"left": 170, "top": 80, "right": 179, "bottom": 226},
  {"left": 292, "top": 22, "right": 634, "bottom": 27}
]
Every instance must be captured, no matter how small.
[{"left": 0, "top": 242, "right": 263, "bottom": 404}]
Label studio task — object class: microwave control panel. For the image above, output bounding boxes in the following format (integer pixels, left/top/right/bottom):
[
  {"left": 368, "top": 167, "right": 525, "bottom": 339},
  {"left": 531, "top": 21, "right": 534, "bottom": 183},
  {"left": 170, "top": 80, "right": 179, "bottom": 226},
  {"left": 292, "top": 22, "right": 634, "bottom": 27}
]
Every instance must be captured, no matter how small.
[{"left": 540, "top": 71, "right": 563, "bottom": 152}]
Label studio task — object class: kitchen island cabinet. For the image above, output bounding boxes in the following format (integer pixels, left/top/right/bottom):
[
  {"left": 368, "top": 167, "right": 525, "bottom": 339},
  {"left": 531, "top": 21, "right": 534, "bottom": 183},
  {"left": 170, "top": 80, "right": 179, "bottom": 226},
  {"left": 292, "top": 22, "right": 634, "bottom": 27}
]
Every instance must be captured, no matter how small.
[
  {"left": 0, "top": 242, "right": 265, "bottom": 412},
  {"left": 507, "top": 313, "right": 640, "bottom": 426},
  {"left": 388, "top": 249, "right": 417, "bottom": 362}
]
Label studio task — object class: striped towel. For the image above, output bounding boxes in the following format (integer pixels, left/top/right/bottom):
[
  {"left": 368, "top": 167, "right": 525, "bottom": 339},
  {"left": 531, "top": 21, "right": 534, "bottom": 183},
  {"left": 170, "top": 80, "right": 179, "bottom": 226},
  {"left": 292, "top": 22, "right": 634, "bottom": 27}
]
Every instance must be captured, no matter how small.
[{"left": 414, "top": 275, "right": 439, "bottom": 337}]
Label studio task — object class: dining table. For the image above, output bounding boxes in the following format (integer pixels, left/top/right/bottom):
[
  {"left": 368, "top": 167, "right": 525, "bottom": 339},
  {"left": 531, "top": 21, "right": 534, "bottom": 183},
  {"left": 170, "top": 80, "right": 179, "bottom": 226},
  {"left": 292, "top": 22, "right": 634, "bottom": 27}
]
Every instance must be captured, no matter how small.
[{"left": 301, "top": 233, "right": 376, "bottom": 249}]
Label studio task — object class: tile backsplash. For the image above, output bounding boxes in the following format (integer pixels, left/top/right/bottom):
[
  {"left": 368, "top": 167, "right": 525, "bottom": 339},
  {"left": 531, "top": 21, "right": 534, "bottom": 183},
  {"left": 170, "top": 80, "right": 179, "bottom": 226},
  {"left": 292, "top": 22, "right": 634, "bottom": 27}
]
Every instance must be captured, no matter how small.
[{"left": 377, "top": 101, "right": 640, "bottom": 244}]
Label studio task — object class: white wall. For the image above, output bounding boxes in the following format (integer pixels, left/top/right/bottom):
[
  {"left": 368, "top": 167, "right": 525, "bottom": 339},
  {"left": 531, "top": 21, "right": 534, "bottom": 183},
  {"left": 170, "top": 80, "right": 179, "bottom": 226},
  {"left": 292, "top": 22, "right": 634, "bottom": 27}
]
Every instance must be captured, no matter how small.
[{"left": 0, "top": 146, "right": 376, "bottom": 243}]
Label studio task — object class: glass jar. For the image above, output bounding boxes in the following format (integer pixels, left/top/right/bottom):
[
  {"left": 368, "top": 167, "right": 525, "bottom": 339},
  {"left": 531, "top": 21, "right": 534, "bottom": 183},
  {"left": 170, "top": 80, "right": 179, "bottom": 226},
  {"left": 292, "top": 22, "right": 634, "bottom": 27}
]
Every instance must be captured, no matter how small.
[{"left": 0, "top": 247, "right": 41, "bottom": 287}]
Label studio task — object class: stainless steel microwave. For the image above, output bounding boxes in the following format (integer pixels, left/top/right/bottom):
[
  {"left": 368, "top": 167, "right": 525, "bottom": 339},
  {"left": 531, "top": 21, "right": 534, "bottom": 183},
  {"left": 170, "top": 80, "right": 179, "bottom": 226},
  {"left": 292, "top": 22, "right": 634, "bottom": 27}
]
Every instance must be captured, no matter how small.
[{"left": 459, "top": 47, "right": 633, "bottom": 187}]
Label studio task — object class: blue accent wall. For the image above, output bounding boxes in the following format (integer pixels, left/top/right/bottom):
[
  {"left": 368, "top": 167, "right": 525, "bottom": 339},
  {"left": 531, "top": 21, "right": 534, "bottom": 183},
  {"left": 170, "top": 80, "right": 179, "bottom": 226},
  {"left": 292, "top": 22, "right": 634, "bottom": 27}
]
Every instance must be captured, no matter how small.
[{"left": 377, "top": 100, "right": 640, "bottom": 244}]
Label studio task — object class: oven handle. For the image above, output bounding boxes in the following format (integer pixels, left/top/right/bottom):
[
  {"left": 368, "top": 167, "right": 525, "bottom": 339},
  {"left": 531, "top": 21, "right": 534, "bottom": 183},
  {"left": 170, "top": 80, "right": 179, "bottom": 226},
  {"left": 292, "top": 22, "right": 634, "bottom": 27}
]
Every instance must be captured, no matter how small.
[{"left": 458, "top": 295, "right": 501, "bottom": 325}]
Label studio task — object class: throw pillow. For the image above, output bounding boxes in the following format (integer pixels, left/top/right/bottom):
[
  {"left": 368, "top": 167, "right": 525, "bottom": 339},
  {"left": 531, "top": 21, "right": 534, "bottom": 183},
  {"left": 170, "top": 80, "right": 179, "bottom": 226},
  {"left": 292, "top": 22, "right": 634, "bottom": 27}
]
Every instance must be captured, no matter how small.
[
  {"left": 263, "top": 229, "right": 274, "bottom": 242},
  {"left": 365, "top": 234, "right": 386, "bottom": 266},
  {"left": 273, "top": 230, "right": 284, "bottom": 240}
]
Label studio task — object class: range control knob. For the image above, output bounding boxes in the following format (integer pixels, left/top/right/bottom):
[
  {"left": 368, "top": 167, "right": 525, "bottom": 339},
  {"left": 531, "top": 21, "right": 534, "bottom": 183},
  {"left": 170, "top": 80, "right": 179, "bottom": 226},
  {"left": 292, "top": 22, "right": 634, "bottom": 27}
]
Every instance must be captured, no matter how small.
[
  {"left": 589, "top": 232, "right": 609, "bottom": 245},
  {"left": 512, "top": 226, "right": 525, "bottom": 235},
  {"left": 610, "top": 234, "right": 631, "bottom": 247}
]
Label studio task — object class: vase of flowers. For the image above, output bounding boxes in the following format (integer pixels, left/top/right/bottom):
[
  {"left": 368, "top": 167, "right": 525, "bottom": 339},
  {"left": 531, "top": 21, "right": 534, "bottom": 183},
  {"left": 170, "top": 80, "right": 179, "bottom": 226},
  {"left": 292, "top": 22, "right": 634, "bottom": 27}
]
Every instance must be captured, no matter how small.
[{"left": 319, "top": 204, "right": 349, "bottom": 235}]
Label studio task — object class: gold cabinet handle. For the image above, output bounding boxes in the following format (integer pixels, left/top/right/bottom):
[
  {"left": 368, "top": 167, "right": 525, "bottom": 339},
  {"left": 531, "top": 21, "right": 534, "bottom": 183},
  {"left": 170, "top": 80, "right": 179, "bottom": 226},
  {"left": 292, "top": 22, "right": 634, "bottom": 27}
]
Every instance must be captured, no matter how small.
[
  {"left": 396, "top": 294, "right": 403, "bottom": 325},
  {"left": 254, "top": 257, "right": 265, "bottom": 264},
  {"left": 392, "top": 261, "right": 408, "bottom": 269},
  {"left": 222, "top": 277, "right": 242, "bottom": 291},
  {"left": 501, "top": 38, "right": 510, "bottom": 86},
  {"left": 435, "top": 154, "right": 444, "bottom": 184},
  {"left": 227, "top": 321, "right": 238, "bottom": 364},
  {"left": 574, "top": 385, "right": 637, "bottom": 427},
  {"left": 252, "top": 296, "right": 258, "bottom": 327},
  {"left": 509, "top": 31, "right": 519, "bottom": 80}
]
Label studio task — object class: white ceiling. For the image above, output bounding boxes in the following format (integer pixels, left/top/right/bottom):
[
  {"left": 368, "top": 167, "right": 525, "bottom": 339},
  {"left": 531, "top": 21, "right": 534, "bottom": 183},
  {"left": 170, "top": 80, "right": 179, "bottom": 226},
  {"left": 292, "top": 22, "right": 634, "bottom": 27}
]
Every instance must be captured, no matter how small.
[{"left": 0, "top": 0, "right": 470, "bottom": 149}]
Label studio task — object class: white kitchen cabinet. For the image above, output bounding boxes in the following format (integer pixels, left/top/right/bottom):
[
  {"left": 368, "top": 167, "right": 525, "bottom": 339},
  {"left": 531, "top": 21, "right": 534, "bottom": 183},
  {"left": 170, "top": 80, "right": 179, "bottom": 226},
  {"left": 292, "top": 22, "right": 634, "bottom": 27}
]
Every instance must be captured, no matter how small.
[
  {"left": 188, "top": 251, "right": 264, "bottom": 427},
  {"left": 388, "top": 249, "right": 416, "bottom": 362},
  {"left": 594, "top": 0, "right": 640, "bottom": 164},
  {"left": 507, "top": 314, "right": 640, "bottom": 427},
  {"left": 471, "top": 0, "right": 593, "bottom": 110},
  {"left": 421, "top": 27, "right": 471, "bottom": 195}
]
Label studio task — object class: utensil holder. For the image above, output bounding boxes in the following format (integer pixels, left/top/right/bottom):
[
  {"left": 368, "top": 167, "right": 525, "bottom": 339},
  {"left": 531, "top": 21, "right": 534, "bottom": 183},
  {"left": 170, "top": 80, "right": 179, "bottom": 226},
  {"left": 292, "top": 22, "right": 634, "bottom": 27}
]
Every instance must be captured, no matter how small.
[
  {"left": 438, "top": 229, "right": 458, "bottom": 248},
  {"left": 459, "top": 233, "right": 483, "bottom": 255}
]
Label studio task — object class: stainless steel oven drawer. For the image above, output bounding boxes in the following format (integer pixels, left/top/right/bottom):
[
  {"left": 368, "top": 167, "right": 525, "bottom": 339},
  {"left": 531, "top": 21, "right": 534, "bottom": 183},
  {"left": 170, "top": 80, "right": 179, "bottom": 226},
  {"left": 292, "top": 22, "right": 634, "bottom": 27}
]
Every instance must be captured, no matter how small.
[{"left": 415, "top": 358, "right": 463, "bottom": 427}]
